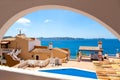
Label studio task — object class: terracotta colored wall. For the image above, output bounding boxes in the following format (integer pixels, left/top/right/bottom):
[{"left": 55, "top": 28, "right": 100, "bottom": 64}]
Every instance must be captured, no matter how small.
[
  {"left": 32, "top": 53, "right": 51, "bottom": 60},
  {"left": 30, "top": 48, "right": 70, "bottom": 60},
  {"left": 9, "top": 41, "right": 17, "bottom": 48},
  {"left": 52, "top": 50, "right": 67, "bottom": 58},
  {"left": 5, "top": 55, "right": 20, "bottom": 67}
]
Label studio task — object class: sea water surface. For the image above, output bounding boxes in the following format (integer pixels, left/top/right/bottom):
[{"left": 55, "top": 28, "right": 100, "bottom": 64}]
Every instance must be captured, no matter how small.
[{"left": 40, "top": 38, "right": 120, "bottom": 59}]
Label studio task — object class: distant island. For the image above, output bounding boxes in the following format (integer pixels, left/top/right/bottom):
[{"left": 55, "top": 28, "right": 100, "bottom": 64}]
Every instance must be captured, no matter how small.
[
  {"left": 38, "top": 37, "right": 84, "bottom": 40},
  {"left": 3, "top": 36, "right": 13, "bottom": 39},
  {"left": 37, "top": 37, "right": 116, "bottom": 40},
  {"left": 3, "top": 36, "right": 116, "bottom": 40}
]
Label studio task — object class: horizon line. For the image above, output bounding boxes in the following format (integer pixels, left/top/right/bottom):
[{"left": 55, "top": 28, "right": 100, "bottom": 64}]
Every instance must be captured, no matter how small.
[{"left": 4, "top": 35, "right": 117, "bottom": 39}]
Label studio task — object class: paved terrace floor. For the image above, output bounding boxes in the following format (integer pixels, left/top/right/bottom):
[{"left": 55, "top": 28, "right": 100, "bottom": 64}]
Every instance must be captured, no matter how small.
[
  {"left": 0, "top": 57, "right": 95, "bottom": 80},
  {"left": 93, "top": 58, "right": 120, "bottom": 80},
  {"left": 25, "top": 57, "right": 95, "bottom": 71}
]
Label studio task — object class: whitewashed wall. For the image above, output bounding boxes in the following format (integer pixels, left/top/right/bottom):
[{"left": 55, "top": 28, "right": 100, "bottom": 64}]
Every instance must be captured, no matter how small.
[
  {"left": 28, "top": 38, "right": 41, "bottom": 51},
  {"left": 35, "top": 38, "right": 41, "bottom": 46}
]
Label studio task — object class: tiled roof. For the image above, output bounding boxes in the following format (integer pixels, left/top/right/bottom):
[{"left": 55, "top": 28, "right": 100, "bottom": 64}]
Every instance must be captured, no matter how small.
[{"left": 79, "top": 46, "right": 100, "bottom": 51}]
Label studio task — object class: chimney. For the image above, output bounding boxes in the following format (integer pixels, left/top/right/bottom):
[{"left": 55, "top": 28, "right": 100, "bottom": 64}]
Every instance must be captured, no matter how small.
[
  {"left": 98, "top": 41, "right": 102, "bottom": 49},
  {"left": 48, "top": 42, "right": 53, "bottom": 50}
]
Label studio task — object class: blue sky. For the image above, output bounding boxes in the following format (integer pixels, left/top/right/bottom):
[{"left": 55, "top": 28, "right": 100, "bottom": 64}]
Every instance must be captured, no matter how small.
[{"left": 5, "top": 9, "right": 116, "bottom": 38}]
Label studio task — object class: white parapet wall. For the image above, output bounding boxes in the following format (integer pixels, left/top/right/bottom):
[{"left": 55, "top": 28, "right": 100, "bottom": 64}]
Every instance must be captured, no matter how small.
[
  {"left": 28, "top": 40, "right": 35, "bottom": 51},
  {"left": 35, "top": 38, "right": 41, "bottom": 46},
  {"left": 28, "top": 38, "right": 41, "bottom": 51},
  {"left": 0, "top": 66, "right": 58, "bottom": 80},
  {"left": 0, "top": 66, "right": 97, "bottom": 80}
]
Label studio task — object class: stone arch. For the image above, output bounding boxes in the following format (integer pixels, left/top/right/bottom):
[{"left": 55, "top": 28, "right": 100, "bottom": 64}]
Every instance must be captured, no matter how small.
[
  {"left": 0, "top": 5, "right": 119, "bottom": 40},
  {"left": 0, "top": 1, "right": 120, "bottom": 80}
]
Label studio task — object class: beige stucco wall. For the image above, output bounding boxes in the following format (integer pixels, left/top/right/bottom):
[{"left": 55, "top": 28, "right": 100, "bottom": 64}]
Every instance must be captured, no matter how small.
[
  {"left": 31, "top": 48, "right": 69, "bottom": 60},
  {"left": 4, "top": 36, "right": 31, "bottom": 60},
  {"left": 9, "top": 41, "right": 17, "bottom": 48},
  {"left": 5, "top": 54, "right": 20, "bottom": 67},
  {"left": 32, "top": 53, "right": 51, "bottom": 60},
  {"left": 16, "top": 37, "right": 29, "bottom": 59},
  {"left": 52, "top": 49, "right": 67, "bottom": 58},
  {"left": 16, "top": 37, "right": 28, "bottom": 53}
]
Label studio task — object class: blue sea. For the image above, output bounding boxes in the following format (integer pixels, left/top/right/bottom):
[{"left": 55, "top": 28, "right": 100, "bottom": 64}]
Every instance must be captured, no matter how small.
[{"left": 40, "top": 38, "right": 120, "bottom": 59}]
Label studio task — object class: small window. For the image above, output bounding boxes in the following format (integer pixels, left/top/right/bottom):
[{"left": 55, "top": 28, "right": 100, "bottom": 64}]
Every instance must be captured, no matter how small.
[
  {"left": 36, "top": 55, "right": 39, "bottom": 60},
  {"left": 3, "top": 56, "right": 6, "bottom": 59}
]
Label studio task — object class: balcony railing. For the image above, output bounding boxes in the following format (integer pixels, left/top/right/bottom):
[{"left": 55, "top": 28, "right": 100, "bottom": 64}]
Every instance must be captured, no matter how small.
[{"left": 1, "top": 48, "right": 14, "bottom": 53}]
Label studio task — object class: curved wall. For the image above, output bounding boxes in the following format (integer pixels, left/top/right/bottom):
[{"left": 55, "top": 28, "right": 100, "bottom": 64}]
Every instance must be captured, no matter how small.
[{"left": 0, "top": 0, "right": 120, "bottom": 40}]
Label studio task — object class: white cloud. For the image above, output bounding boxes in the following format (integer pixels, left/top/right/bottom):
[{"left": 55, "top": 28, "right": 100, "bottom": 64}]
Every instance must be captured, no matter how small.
[
  {"left": 44, "top": 19, "right": 52, "bottom": 23},
  {"left": 16, "top": 18, "right": 31, "bottom": 25}
]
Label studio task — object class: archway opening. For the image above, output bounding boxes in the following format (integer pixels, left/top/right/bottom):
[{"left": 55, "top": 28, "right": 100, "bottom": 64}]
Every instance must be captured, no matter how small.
[
  {"left": 3, "top": 8, "right": 120, "bottom": 59},
  {"left": 0, "top": 5, "right": 119, "bottom": 40},
  {"left": 1, "top": 5, "right": 120, "bottom": 67}
]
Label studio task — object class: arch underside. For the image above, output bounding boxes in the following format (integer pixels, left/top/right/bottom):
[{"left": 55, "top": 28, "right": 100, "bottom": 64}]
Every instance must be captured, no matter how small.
[
  {"left": 0, "top": 1, "right": 120, "bottom": 80},
  {"left": 0, "top": 0, "right": 120, "bottom": 40}
]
